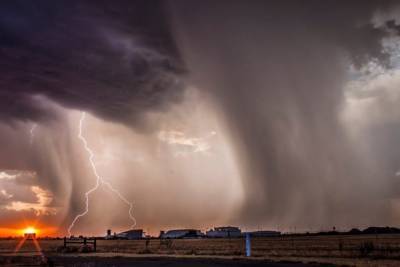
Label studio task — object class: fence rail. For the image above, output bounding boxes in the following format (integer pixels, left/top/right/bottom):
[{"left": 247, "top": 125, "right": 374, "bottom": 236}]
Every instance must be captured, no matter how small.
[{"left": 63, "top": 237, "right": 97, "bottom": 252}]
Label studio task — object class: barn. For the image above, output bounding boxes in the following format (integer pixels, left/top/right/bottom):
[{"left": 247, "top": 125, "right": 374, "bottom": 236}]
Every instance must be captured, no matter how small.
[{"left": 115, "top": 229, "right": 144, "bottom": 240}]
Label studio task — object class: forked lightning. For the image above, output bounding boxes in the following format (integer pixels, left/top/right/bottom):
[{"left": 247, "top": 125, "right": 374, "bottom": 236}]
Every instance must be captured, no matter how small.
[{"left": 68, "top": 112, "right": 136, "bottom": 236}]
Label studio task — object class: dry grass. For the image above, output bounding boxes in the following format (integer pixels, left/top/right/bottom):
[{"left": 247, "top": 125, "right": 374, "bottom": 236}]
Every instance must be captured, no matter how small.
[{"left": 2, "top": 234, "right": 400, "bottom": 266}]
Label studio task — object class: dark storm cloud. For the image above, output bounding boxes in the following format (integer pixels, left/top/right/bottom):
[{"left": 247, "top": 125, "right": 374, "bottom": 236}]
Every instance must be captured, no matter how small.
[
  {"left": 0, "top": 0, "right": 184, "bottom": 126},
  {"left": 2, "top": 0, "right": 400, "bottom": 233},
  {"left": 169, "top": 0, "right": 400, "bottom": 228}
]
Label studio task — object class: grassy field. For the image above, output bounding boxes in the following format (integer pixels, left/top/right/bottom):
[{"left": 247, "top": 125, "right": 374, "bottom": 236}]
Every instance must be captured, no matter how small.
[{"left": 2, "top": 234, "right": 400, "bottom": 266}]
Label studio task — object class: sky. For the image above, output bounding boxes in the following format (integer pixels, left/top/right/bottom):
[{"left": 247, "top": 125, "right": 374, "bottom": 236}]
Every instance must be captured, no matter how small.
[{"left": 2, "top": 0, "right": 400, "bottom": 237}]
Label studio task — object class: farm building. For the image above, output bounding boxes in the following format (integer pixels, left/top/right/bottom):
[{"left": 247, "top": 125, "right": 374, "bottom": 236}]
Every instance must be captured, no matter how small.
[
  {"left": 161, "top": 229, "right": 203, "bottom": 239},
  {"left": 115, "top": 229, "right": 143, "bottom": 240},
  {"left": 206, "top": 226, "right": 242, "bottom": 238}
]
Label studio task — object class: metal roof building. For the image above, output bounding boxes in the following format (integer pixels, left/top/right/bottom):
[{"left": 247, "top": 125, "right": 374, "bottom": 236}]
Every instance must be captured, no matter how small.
[
  {"left": 206, "top": 226, "right": 242, "bottom": 238},
  {"left": 161, "top": 229, "right": 203, "bottom": 239},
  {"left": 115, "top": 229, "right": 144, "bottom": 240}
]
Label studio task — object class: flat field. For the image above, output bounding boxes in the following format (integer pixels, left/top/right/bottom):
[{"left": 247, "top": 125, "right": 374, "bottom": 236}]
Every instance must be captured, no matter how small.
[{"left": 1, "top": 234, "right": 400, "bottom": 266}]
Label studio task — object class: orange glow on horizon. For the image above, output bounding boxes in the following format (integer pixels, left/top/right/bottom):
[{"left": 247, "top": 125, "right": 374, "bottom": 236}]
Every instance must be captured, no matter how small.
[
  {"left": 23, "top": 227, "right": 37, "bottom": 234},
  {"left": 0, "top": 225, "right": 58, "bottom": 238},
  {"left": 19, "top": 226, "right": 39, "bottom": 237}
]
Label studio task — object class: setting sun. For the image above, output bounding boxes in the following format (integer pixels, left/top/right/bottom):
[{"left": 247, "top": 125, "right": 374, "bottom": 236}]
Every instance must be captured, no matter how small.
[
  {"left": 0, "top": 225, "right": 57, "bottom": 238},
  {"left": 20, "top": 226, "right": 40, "bottom": 238},
  {"left": 24, "top": 227, "right": 37, "bottom": 234}
]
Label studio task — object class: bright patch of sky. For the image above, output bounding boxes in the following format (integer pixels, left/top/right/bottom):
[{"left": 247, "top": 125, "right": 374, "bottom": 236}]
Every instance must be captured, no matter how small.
[{"left": 0, "top": 170, "right": 57, "bottom": 216}]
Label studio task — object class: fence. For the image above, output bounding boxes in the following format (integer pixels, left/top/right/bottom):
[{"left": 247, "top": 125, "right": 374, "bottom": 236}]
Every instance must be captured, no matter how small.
[{"left": 63, "top": 237, "right": 97, "bottom": 252}]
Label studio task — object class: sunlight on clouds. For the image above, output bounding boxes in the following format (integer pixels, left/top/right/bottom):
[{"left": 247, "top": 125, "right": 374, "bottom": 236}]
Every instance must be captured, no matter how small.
[
  {"left": 0, "top": 172, "right": 17, "bottom": 180},
  {"left": 5, "top": 186, "right": 56, "bottom": 216},
  {"left": 158, "top": 130, "right": 216, "bottom": 156},
  {"left": 0, "top": 170, "right": 36, "bottom": 181},
  {"left": 0, "top": 189, "right": 13, "bottom": 199},
  {"left": 0, "top": 170, "right": 57, "bottom": 216}
]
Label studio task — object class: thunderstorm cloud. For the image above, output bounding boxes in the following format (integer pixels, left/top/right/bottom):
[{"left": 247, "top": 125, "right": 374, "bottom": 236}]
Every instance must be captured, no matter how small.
[{"left": 2, "top": 0, "right": 400, "bottom": 235}]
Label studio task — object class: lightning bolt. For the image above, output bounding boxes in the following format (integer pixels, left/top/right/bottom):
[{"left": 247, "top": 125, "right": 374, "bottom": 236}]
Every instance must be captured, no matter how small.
[
  {"left": 68, "top": 112, "right": 136, "bottom": 236},
  {"left": 29, "top": 124, "right": 37, "bottom": 145}
]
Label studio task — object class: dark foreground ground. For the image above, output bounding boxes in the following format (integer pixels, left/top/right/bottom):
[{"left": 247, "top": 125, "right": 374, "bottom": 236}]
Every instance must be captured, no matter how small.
[{"left": 0, "top": 255, "right": 325, "bottom": 267}]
